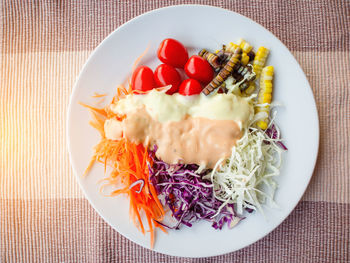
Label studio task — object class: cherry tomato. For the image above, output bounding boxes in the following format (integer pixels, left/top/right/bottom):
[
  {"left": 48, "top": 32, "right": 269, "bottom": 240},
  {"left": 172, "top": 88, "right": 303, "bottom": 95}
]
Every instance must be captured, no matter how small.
[
  {"left": 154, "top": 64, "right": 182, "bottom": 95},
  {"left": 184, "top": 55, "right": 214, "bottom": 84},
  {"left": 157, "top": 38, "right": 189, "bottom": 68},
  {"left": 131, "top": 66, "right": 155, "bottom": 93},
  {"left": 178, "top": 79, "right": 203, "bottom": 96}
]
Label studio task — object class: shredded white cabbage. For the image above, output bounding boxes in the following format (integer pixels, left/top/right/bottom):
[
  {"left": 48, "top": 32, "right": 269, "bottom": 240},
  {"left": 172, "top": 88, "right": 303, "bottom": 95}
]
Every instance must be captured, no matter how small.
[{"left": 205, "top": 121, "right": 284, "bottom": 216}]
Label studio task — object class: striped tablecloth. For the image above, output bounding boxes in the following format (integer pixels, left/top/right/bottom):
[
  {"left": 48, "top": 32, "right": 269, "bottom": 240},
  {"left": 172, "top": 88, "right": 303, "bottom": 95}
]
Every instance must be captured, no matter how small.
[{"left": 1, "top": 1, "right": 349, "bottom": 262}]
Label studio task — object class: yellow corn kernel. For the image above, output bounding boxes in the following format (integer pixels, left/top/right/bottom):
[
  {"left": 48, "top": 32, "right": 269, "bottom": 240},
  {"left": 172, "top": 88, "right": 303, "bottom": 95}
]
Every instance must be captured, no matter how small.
[
  {"left": 244, "top": 83, "right": 256, "bottom": 95},
  {"left": 241, "top": 52, "right": 249, "bottom": 65},
  {"left": 265, "top": 67, "right": 273, "bottom": 74},
  {"left": 257, "top": 120, "right": 268, "bottom": 130},
  {"left": 252, "top": 47, "right": 270, "bottom": 79},
  {"left": 225, "top": 42, "right": 239, "bottom": 53},
  {"left": 263, "top": 80, "right": 272, "bottom": 88},
  {"left": 262, "top": 93, "right": 272, "bottom": 103},
  {"left": 255, "top": 66, "right": 274, "bottom": 130},
  {"left": 261, "top": 66, "right": 274, "bottom": 78},
  {"left": 264, "top": 86, "right": 273, "bottom": 94},
  {"left": 237, "top": 38, "right": 253, "bottom": 53}
]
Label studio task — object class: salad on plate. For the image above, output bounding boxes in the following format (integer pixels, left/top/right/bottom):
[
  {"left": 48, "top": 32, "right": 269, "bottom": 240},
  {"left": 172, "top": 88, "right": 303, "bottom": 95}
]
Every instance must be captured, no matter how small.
[{"left": 81, "top": 38, "right": 287, "bottom": 248}]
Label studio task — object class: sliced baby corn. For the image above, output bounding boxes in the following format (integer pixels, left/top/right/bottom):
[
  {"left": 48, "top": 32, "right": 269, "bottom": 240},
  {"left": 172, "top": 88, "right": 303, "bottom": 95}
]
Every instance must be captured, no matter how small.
[
  {"left": 256, "top": 66, "right": 274, "bottom": 130},
  {"left": 252, "top": 46, "right": 269, "bottom": 79}
]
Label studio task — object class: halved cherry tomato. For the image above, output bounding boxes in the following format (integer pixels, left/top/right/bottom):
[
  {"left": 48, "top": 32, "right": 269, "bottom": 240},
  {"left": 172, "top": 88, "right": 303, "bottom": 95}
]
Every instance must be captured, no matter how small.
[
  {"left": 178, "top": 79, "right": 203, "bottom": 96},
  {"left": 157, "top": 38, "right": 189, "bottom": 68},
  {"left": 154, "top": 64, "right": 182, "bottom": 95},
  {"left": 131, "top": 66, "right": 155, "bottom": 93},
  {"left": 184, "top": 55, "right": 214, "bottom": 84}
]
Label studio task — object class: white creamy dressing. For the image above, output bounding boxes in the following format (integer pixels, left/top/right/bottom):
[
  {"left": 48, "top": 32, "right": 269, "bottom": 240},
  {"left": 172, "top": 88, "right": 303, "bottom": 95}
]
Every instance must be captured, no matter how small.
[{"left": 109, "top": 90, "right": 254, "bottom": 129}]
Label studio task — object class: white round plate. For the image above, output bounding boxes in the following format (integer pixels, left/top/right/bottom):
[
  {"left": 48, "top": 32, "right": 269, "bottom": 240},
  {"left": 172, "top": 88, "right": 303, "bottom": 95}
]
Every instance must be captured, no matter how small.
[{"left": 67, "top": 5, "right": 319, "bottom": 258}]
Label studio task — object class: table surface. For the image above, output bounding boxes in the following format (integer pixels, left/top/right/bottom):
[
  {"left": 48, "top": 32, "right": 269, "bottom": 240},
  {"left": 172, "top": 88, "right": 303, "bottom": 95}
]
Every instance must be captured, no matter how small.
[{"left": 1, "top": 1, "right": 349, "bottom": 262}]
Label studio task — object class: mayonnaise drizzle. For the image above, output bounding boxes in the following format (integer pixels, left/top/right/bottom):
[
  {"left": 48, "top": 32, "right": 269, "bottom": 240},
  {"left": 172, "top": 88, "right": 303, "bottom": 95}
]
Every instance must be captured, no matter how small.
[{"left": 109, "top": 90, "right": 254, "bottom": 129}]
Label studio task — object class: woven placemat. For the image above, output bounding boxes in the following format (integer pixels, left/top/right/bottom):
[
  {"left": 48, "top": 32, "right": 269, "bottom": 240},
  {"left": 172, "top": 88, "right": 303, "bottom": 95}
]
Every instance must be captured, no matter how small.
[{"left": 1, "top": 1, "right": 349, "bottom": 262}]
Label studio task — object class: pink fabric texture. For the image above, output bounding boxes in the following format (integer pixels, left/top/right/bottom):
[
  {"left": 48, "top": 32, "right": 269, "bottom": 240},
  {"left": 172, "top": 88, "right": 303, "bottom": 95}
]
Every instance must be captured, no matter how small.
[{"left": 1, "top": 1, "right": 349, "bottom": 262}]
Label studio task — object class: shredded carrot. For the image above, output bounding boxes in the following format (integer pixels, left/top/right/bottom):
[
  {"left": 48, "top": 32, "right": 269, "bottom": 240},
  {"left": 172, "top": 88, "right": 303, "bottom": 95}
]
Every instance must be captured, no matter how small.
[
  {"left": 81, "top": 85, "right": 166, "bottom": 248},
  {"left": 131, "top": 45, "right": 150, "bottom": 75},
  {"left": 131, "top": 85, "right": 172, "bottom": 95},
  {"left": 92, "top": 92, "right": 107, "bottom": 98},
  {"left": 79, "top": 102, "right": 107, "bottom": 117},
  {"left": 128, "top": 46, "right": 150, "bottom": 89}
]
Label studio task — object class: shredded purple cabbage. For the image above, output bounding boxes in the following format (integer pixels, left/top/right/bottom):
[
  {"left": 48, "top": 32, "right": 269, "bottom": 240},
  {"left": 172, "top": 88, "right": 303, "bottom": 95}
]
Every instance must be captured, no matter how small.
[
  {"left": 148, "top": 149, "right": 242, "bottom": 230},
  {"left": 265, "top": 124, "right": 288, "bottom": 150}
]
